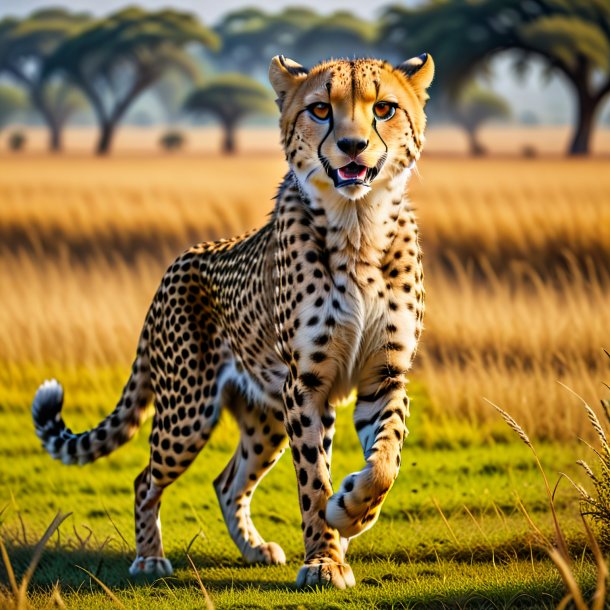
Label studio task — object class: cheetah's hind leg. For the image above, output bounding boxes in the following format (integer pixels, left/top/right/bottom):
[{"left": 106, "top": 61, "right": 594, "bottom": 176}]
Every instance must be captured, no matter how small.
[
  {"left": 214, "top": 388, "right": 288, "bottom": 565},
  {"left": 130, "top": 394, "right": 221, "bottom": 577}
]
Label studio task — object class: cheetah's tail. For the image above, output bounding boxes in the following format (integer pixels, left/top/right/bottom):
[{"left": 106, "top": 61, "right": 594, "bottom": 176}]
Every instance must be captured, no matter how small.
[{"left": 32, "top": 352, "right": 153, "bottom": 465}]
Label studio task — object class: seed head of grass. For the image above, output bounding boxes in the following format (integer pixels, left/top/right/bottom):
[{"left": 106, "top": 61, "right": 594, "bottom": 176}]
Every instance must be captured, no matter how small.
[
  {"left": 484, "top": 399, "right": 532, "bottom": 449},
  {"left": 560, "top": 353, "right": 610, "bottom": 549}
]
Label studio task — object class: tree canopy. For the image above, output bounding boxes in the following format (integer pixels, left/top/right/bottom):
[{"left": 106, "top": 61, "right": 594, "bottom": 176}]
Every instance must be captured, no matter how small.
[
  {"left": 213, "top": 8, "right": 375, "bottom": 77},
  {"left": 381, "top": 0, "right": 610, "bottom": 154},
  {"left": 43, "top": 7, "right": 219, "bottom": 153},
  {"left": 183, "top": 74, "right": 275, "bottom": 153},
  {"left": 0, "top": 9, "right": 91, "bottom": 150},
  {"left": 292, "top": 13, "right": 378, "bottom": 67},
  {"left": 213, "top": 8, "right": 316, "bottom": 77},
  {"left": 453, "top": 84, "right": 510, "bottom": 156}
]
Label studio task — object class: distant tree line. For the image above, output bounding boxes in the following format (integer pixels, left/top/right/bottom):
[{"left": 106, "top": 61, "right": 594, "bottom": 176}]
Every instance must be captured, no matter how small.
[
  {"left": 381, "top": 0, "right": 610, "bottom": 155},
  {"left": 0, "top": 2, "right": 608, "bottom": 155}
]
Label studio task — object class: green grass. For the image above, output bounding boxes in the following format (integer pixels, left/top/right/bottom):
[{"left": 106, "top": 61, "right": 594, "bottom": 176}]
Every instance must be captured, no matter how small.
[{"left": 0, "top": 368, "right": 599, "bottom": 608}]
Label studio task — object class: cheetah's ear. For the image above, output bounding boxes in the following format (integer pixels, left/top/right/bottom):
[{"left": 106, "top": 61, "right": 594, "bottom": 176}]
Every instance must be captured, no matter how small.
[
  {"left": 269, "top": 55, "right": 308, "bottom": 110},
  {"left": 397, "top": 53, "right": 435, "bottom": 103}
]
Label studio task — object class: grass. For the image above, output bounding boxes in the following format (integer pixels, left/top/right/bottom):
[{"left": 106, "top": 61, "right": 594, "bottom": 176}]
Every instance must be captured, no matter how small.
[
  {"left": 489, "top": 396, "right": 608, "bottom": 609},
  {"left": 0, "top": 402, "right": 599, "bottom": 608},
  {"left": 1, "top": 154, "right": 608, "bottom": 440},
  {"left": 420, "top": 259, "right": 610, "bottom": 441},
  {"left": 0, "top": 146, "right": 608, "bottom": 606}
]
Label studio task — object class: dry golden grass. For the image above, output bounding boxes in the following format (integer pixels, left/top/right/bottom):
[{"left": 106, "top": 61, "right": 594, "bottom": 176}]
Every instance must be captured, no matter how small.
[
  {"left": 420, "top": 262, "right": 610, "bottom": 440},
  {"left": 1, "top": 150, "right": 609, "bottom": 440},
  {"left": 415, "top": 158, "right": 610, "bottom": 278}
]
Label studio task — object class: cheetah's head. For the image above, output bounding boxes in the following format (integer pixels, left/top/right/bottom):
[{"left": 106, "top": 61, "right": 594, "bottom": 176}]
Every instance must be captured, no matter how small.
[{"left": 269, "top": 54, "right": 434, "bottom": 202}]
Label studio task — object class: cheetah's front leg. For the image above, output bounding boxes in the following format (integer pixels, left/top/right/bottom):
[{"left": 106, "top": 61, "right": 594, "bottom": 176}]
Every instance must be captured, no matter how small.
[
  {"left": 326, "top": 359, "right": 409, "bottom": 539},
  {"left": 283, "top": 373, "right": 355, "bottom": 589}
]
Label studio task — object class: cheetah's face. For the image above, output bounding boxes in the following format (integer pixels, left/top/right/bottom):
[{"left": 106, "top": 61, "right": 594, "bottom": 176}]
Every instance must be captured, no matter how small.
[{"left": 269, "top": 55, "right": 434, "bottom": 201}]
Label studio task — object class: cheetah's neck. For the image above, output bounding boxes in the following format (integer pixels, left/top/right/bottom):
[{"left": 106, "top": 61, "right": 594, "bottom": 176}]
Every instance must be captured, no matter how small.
[{"left": 292, "top": 166, "right": 415, "bottom": 271}]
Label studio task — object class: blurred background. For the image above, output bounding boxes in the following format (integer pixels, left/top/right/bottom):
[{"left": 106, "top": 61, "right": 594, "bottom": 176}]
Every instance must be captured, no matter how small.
[
  {"left": 0, "top": 0, "right": 609, "bottom": 155},
  {"left": 1, "top": 2, "right": 610, "bottom": 605},
  {"left": 1, "top": 0, "right": 610, "bottom": 439},
  {"left": 1, "top": 0, "right": 609, "bottom": 439}
]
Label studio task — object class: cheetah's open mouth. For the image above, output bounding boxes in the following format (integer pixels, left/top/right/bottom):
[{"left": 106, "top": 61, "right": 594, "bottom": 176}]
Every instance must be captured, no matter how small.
[{"left": 327, "top": 161, "right": 383, "bottom": 189}]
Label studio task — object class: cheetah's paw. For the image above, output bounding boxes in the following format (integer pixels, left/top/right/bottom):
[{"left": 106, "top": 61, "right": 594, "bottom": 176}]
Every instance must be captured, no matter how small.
[
  {"left": 326, "top": 471, "right": 384, "bottom": 538},
  {"left": 245, "top": 542, "right": 286, "bottom": 565},
  {"left": 296, "top": 559, "right": 355, "bottom": 589},
  {"left": 129, "top": 556, "right": 173, "bottom": 577}
]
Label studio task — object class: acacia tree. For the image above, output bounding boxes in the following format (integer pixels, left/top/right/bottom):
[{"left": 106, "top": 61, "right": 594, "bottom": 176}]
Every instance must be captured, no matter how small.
[
  {"left": 183, "top": 74, "right": 275, "bottom": 154},
  {"left": 381, "top": 0, "right": 610, "bottom": 155},
  {"left": 213, "top": 8, "right": 318, "bottom": 78},
  {"left": 292, "top": 12, "right": 377, "bottom": 67},
  {"left": 453, "top": 85, "right": 510, "bottom": 156},
  {"left": 517, "top": 5, "right": 610, "bottom": 155},
  {"left": 44, "top": 8, "right": 219, "bottom": 154},
  {"left": 0, "top": 9, "right": 91, "bottom": 151},
  {"left": 213, "top": 8, "right": 378, "bottom": 78}
]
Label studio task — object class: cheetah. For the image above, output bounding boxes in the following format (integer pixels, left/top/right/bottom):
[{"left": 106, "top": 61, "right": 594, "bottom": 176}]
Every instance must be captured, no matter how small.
[{"left": 32, "top": 53, "right": 434, "bottom": 589}]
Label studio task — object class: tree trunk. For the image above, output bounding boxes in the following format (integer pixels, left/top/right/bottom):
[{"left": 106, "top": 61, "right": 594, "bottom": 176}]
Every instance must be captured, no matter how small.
[
  {"left": 569, "top": 91, "right": 599, "bottom": 156},
  {"left": 222, "top": 122, "right": 237, "bottom": 154},
  {"left": 93, "top": 80, "right": 151, "bottom": 156},
  {"left": 467, "top": 127, "right": 485, "bottom": 156},
  {"left": 30, "top": 88, "right": 63, "bottom": 153},
  {"left": 49, "top": 122, "right": 62, "bottom": 152},
  {"left": 96, "top": 122, "right": 115, "bottom": 155}
]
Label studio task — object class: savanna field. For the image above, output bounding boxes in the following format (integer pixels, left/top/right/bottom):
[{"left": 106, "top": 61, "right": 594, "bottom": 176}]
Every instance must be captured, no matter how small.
[{"left": 1, "top": 128, "right": 609, "bottom": 608}]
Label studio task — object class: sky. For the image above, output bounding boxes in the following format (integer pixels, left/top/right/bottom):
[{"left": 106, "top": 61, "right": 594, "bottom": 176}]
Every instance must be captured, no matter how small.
[{"left": 2, "top": 0, "right": 394, "bottom": 24}]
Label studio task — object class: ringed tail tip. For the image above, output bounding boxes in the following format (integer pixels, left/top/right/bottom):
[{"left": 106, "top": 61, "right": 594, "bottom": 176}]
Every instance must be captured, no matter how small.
[{"left": 32, "top": 378, "right": 65, "bottom": 443}]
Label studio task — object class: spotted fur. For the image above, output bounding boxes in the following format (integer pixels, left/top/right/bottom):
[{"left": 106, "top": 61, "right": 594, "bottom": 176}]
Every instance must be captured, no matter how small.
[{"left": 32, "top": 53, "right": 434, "bottom": 589}]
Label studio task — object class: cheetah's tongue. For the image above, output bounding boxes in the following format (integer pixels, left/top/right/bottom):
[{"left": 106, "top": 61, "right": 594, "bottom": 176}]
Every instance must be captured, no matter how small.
[{"left": 337, "top": 162, "right": 367, "bottom": 182}]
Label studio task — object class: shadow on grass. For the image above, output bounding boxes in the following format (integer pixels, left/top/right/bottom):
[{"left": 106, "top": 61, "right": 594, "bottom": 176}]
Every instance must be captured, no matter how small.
[
  {"left": 348, "top": 530, "right": 590, "bottom": 565},
  {"left": 0, "top": 534, "right": 599, "bottom": 610},
  {"left": 0, "top": 545, "right": 295, "bottom": 590},
  {"left": 1, "top": 552, "right": 577, "bottom": 610},
  {"left": 2, "top": 529, "right": 592, "bottom": 589}
]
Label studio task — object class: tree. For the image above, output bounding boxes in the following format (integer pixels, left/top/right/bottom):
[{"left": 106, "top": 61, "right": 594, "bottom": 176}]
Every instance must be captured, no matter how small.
[
  {"left": 213, "top": 8, "right": 379, "bottom": 77},
  {"left": 39, "top": 81, "right": 90, "bottom": 148},
  {"left": 0, "top": 84, "right": 26, "bottom": 130},
  {"left": 381, "top": 0, "right": 610, "bottom": 155},
  {"left": 292, "top": 12, "right": 377, "bottom": 67},
  {"left": 516, "top": 6, "right": 610, "bottom": 155},
  {"left": 183, "top": 74, "right": 275, "bottom": 154},
  {"left": 453, "top": 85, "right": 510, "bottom": 156},
  {"left": 213, "top": 8, "right": 318, "bottom": 78},
  {"left": 43, "top": 8, "right": 219, "bottom": 154},
  {"left": 0, "top": 9, "right": 91, "bottom": 151}
]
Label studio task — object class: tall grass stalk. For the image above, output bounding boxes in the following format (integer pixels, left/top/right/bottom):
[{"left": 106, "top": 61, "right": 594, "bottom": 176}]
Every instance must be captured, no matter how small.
[
  {"left": 558, "top": 360, "right": 610, "bottom": 548},
  {"left": 489, "top": 399, "right": 608, "bottom": 609},
  {"left": 75, "top": 565, "right": 126, "bottom": 609},
  {"left": 186, "top": 554, "right": 215, "bottom": 610},
  {"left": 0, "top": 511, "right": 71, "bottom": 610}
]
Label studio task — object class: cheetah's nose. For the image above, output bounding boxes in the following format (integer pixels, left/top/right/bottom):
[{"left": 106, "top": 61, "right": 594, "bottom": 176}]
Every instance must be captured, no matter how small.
[{"left": 337, "top": 138, "right": 368, "bottom": 158}]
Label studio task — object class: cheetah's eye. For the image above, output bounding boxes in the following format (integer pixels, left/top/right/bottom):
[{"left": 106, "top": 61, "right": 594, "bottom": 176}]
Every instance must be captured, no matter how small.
[
  {"left": 373, "top": 102, "right": 396, "bottom": 121},
  {"left": 308, "top": 102, "right": 331, "bottom": 122}
]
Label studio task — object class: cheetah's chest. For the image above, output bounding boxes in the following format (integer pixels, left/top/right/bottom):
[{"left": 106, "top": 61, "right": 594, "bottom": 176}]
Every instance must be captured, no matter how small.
[{"left": 326, "top": 271, "right": 402, "bottom": 404}]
